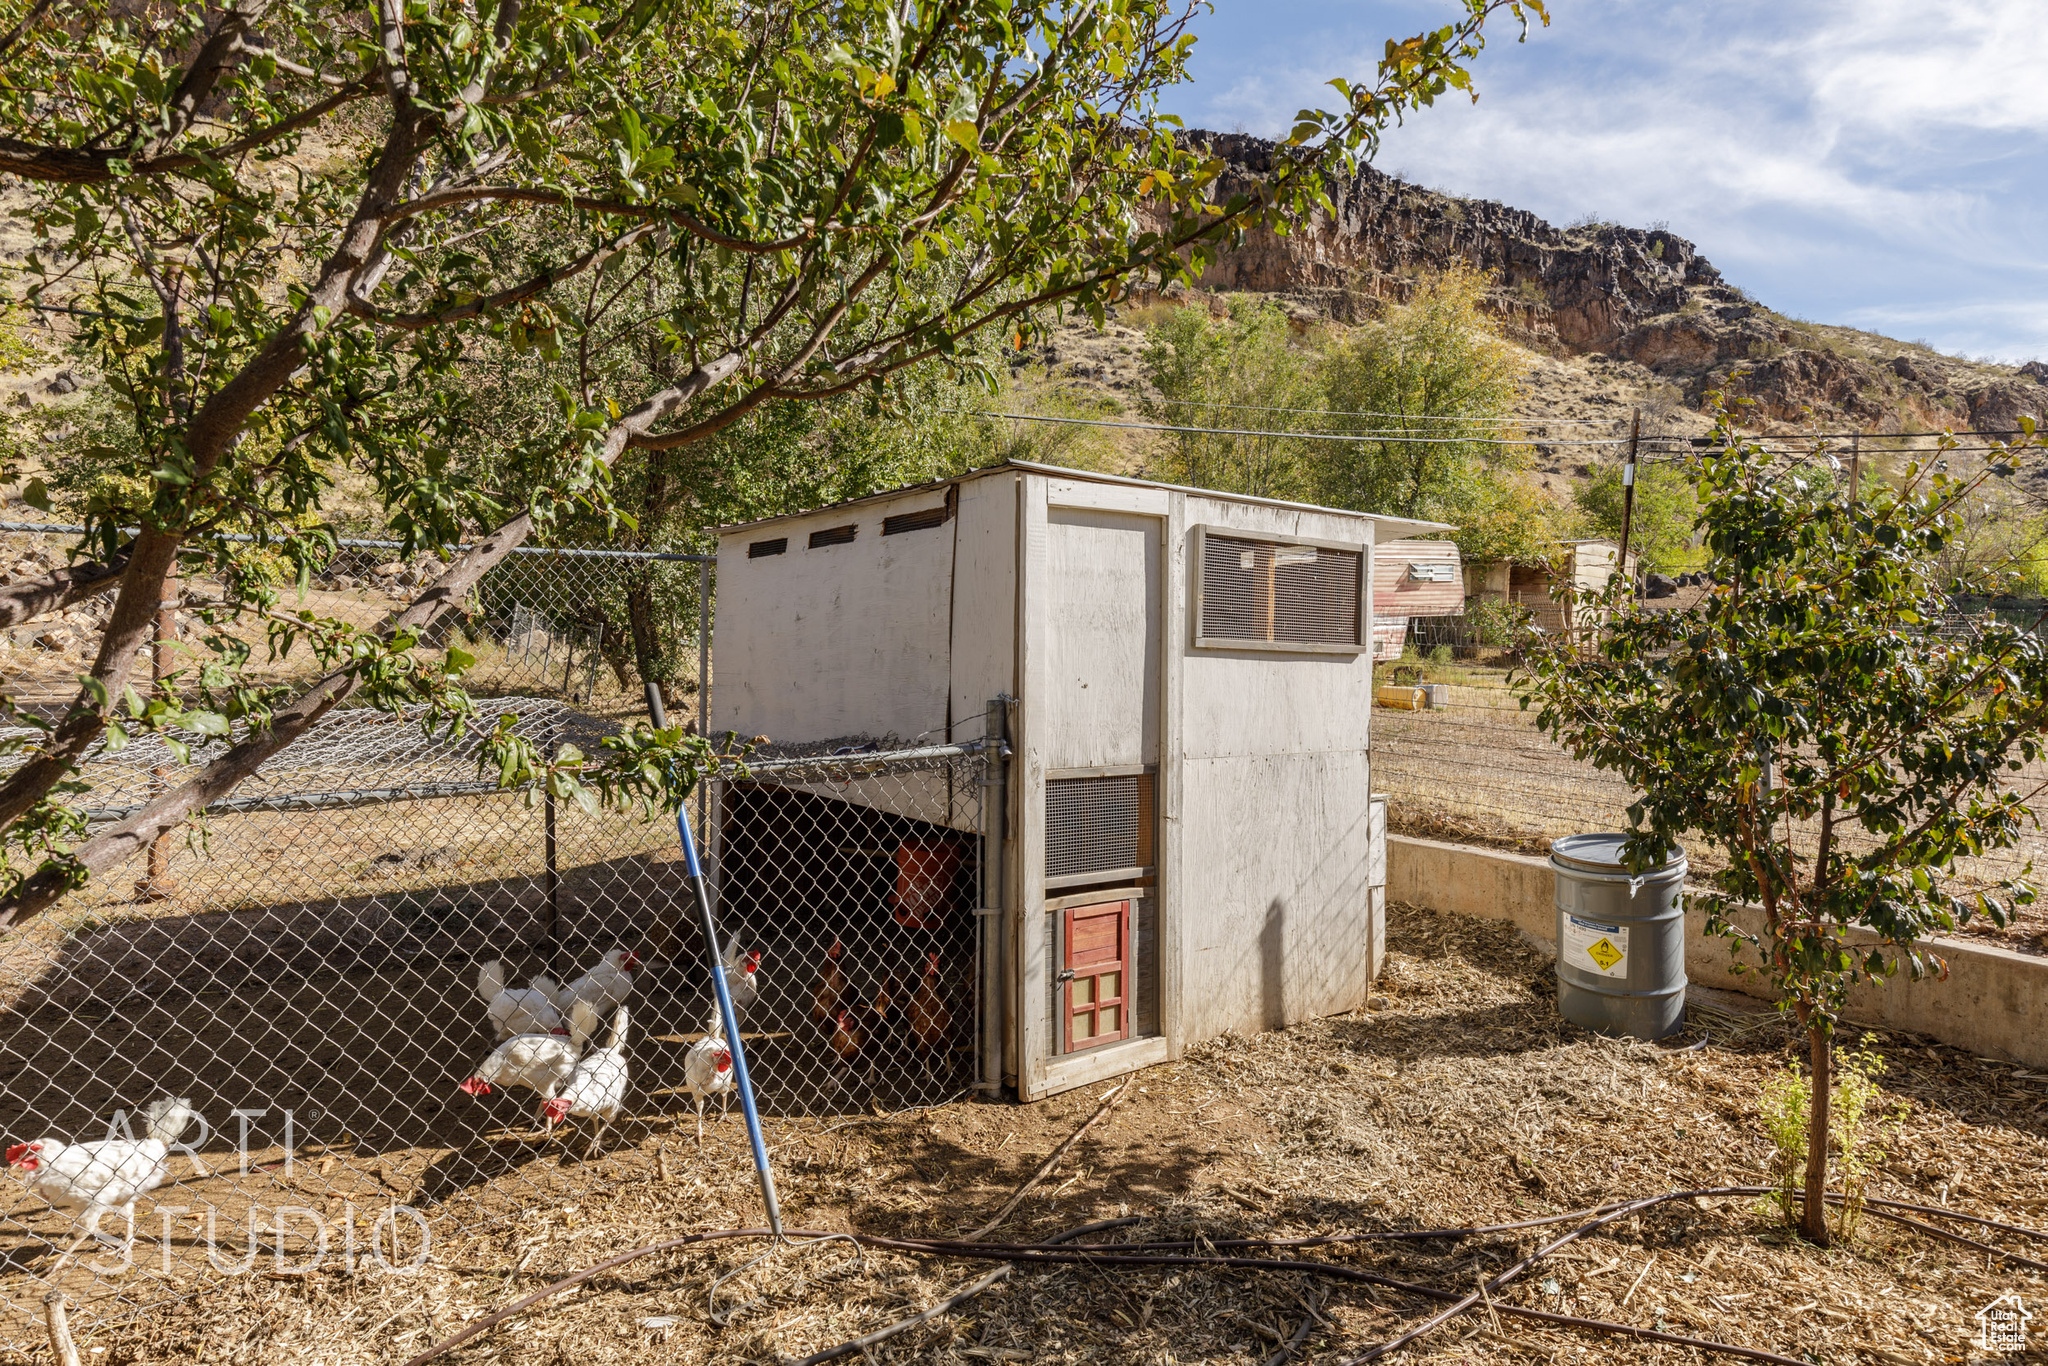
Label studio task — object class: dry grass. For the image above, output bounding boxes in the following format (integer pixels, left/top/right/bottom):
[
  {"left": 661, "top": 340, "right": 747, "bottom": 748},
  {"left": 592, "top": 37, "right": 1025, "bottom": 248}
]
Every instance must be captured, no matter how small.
[
  {"left": 16, "top": 902, "right": 2043, "bottom": 1365},
  {"left": 1374, "top": 669, "right": 2048, "bottom": 959}
]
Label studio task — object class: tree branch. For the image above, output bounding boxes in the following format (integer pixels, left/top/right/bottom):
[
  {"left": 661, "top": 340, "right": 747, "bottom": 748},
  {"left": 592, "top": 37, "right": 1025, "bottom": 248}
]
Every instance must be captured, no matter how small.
[
  {"left": 376, "top": 185, "right": 817, "bottom": 254},
  {"left": 0, "top": 82, "right": 373, "bottom": 185},
  {"left": 346, "top": 224, "right": 654, "bottom": 331},
  {"left": 0, "top": 86, "right": 432, "bottom": 846},
  {"left": 0, "top": 0, "right": 53, "bottom": 62},
  {"left": 0, "top": 353, "right": 745, "bottom": 934},
  {"left": 139, "top": 0, "right": 278, "bottom": 165},
  {"left": 0, "top": 551, "right": 131, "bottom": 630}
]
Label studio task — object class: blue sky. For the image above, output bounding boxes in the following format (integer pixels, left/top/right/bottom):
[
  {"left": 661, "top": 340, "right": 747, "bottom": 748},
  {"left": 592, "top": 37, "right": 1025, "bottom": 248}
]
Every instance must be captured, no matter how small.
[{"left": 1155, "top": 1, "right": 2048, "bottom": 363}]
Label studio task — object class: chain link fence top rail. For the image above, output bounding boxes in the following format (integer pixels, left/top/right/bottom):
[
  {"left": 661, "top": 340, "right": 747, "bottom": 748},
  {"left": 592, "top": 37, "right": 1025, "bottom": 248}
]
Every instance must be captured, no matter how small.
[{"left": 1369, "top": 658, "right": 2048, "bottom": 955}]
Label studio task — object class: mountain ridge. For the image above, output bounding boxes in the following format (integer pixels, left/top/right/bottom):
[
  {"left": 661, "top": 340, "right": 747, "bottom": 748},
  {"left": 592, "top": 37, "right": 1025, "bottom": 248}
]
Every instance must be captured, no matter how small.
[{"left": 1159, "top": 129, "right": 2044, "bottom": 439}]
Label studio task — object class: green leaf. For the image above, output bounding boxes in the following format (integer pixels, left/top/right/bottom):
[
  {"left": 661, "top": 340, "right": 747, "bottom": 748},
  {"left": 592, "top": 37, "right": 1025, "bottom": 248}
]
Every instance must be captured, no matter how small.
[
  {"left": 182, "top": 710, "right": 230, "bottom": 737},
  {"left": 943, "top": 120, "right": 980, "bottom": 152}
]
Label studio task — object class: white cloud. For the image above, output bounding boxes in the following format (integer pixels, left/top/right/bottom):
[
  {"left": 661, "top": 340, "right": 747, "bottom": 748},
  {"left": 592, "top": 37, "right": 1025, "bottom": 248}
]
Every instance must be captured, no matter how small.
[{"left": 1164, "top": 0, "right": 2048, "bottom": 357}]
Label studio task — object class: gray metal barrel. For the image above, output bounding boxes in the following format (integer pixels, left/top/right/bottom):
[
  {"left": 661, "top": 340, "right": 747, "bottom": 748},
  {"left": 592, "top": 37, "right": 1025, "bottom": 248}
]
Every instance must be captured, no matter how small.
[{"left": 1549, "top": 834, "right": 1687, "bottom": 1040}]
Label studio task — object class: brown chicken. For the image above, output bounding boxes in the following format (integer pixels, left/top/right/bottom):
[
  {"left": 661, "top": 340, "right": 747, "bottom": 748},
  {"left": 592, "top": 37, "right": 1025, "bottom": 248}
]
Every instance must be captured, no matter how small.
[
  {"left": 810, "top": 939, "right": 847, "bottom": 1024},
  {"left": 870, "top": 972, "right": 901, "bottom": 1036},
  {"left": 906, "top": 950, "right": 951, "bottom": 1077},
  {"left": 827, "top": 1006, "right": 868, "bottom": 1094}
]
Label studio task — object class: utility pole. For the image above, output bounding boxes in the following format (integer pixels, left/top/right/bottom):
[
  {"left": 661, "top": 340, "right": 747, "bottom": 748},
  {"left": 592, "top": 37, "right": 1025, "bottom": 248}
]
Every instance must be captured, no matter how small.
[
  {"left": 1616, "top": 410, "right": 1642, "bottom": 597},
  {"left": 1847, "top": 432, "right": 1861, "bottom": 507}
]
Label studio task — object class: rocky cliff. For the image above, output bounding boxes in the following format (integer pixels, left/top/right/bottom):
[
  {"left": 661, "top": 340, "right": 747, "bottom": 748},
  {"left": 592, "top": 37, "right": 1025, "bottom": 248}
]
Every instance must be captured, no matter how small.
[{"left": 1167, "top": 131, "right": 2044, "bottom": 437}]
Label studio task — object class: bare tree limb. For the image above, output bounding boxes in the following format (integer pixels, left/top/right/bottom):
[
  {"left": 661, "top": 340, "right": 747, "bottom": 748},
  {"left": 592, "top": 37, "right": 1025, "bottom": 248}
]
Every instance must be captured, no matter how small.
[
  {"left": 0, "top": 83, "right": 373, "bottom": 184},
  {"left": 346, "top": 224, "right": 654, "bottom": 331},
  {"left": 0, "top": 552, "right": 131, "bottom": 630},
  {"left": 376, "top": 185, "right": 818, "bottom": 253}
]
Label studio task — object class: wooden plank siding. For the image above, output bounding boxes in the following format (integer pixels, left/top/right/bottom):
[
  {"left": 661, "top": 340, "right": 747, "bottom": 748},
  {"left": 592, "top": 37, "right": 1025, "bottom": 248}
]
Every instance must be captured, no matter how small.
[{"left": 713, "top": 463, "right": 1435, "bottom": 1103}]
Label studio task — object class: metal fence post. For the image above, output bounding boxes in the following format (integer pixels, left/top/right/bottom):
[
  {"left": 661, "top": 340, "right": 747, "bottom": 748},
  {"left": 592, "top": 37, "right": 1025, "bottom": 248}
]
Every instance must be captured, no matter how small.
[
  {"left": 696, "top": 557, "right": 711, "bottom": 836},
  {"left": 976, "top": 697, "right": 1009, "bottom": 1094},
  {"left": 136, "top": 569, "right": 179, "bottom": 902}
]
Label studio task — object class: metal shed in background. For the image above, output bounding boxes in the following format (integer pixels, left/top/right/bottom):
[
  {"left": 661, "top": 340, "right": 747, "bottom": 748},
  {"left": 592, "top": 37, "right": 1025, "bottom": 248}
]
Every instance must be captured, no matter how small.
[{"left": 710, "top": 461, "right": 1437, "bottom": 1100}]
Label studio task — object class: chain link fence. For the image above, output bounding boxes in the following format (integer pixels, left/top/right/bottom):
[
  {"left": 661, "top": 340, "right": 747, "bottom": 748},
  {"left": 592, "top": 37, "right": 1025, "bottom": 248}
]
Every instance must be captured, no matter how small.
[
  {"left": 704, "top": 742, "right": 993, "bottom": 1116},
  {"left": 0, "top": 523, "right": 713, "bottom": 727},
  {"left": 1370, "top": 669, "right": 2048, "bottom": 953},
  {"left": 0, "top": 527, "right": 994, "bottom": 1352}
]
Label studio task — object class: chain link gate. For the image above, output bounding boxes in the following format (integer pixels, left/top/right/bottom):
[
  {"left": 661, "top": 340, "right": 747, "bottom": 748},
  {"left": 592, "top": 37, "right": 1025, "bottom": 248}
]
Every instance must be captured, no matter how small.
[
  {"left": 0, "top": 532, "right": 729, "bottom": 1351},
  {"left": 700, "top": 741, "right": 998, "bottom": 1118}
]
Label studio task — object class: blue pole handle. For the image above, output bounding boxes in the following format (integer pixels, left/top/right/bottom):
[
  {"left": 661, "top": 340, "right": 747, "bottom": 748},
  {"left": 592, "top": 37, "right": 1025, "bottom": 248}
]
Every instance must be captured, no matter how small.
[{"left": 676, "top": 797, "right": 783, "bottom": 1236}]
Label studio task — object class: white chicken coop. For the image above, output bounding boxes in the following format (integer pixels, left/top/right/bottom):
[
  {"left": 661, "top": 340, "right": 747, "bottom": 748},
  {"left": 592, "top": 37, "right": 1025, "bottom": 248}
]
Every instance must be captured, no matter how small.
[{"left": 709, "top": 461, "right": 1433, "bottom": 1101}]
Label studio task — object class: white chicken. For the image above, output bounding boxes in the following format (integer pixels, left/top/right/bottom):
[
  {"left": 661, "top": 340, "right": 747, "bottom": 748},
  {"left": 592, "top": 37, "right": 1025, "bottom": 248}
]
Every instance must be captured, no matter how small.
[
  {"left": 7, "top": 1097, "right": 198, "bottom": 1258},
  {"left": 553, "top": 948, "right": 639, "bottom": 1020},
  {"left": 723, "top": 947, "right": 762, "bottom": 1025},
  {"left": 458, "top": 1030, "right": 581, "bottom": 1107},
  {"left": 477, "top": 959, "right": 565, "bottom": 1040},
  {"left": 681, "top": 1012, "right": 736, "bottom": 1145},
  {"left": 542, "top": 1003, "right": 629, "bottom": 1157}
]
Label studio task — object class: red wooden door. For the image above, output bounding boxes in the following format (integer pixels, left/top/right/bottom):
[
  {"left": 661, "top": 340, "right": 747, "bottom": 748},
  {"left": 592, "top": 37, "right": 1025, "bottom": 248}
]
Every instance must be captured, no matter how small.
[{"left": 1062, "top": 899, "right": 1130, "bottom": 1052}]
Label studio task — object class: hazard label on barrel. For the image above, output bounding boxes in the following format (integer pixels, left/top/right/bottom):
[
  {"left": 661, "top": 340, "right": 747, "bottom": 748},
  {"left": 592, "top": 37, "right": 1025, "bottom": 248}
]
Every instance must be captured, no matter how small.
[{"left": 1564, "top": 914, "right": 1629, "bottom": 978}]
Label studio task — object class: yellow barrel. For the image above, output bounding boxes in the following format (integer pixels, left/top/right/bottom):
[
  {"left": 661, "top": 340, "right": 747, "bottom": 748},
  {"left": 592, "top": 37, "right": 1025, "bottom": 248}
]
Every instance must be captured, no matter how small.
[{"left": 1375, "top": 685, "right": 1428, "bottom": 710}]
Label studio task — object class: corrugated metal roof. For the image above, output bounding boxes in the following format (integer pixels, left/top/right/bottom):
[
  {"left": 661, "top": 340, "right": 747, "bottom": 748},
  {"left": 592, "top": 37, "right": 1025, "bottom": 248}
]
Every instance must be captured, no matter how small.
[{"left": 713, "top": 459, "right": 1457, "bottom": 539}]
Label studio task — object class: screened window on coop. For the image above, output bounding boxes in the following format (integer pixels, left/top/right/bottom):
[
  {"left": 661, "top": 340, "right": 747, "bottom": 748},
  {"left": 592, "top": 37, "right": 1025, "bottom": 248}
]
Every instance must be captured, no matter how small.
[
  {"left": 1198, "top": 532, "right": 1363, "bottom": 648},
  {"left": 1045, "top": 774, "right": 1155, "bottom": 882}
]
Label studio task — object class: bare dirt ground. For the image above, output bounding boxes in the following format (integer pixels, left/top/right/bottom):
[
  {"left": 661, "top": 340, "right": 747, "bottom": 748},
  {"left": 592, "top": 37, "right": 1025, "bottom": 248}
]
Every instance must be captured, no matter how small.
[{"left": 12, "top": 902, "right": 2042, "bottom": 1366}]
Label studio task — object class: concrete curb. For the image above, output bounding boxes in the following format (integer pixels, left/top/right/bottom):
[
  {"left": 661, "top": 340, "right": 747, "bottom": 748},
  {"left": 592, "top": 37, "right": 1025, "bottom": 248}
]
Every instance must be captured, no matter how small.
[{"left": 1388, "top": 833, "right": 2048, "bottom": 1068}]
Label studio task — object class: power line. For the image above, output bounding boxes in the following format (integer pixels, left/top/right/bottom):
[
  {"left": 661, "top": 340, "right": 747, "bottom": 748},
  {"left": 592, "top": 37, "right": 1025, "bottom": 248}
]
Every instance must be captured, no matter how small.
[
  {"left": 973, "top": 411, "right": 1632, "bottom": 447},
  {"left": 1657, "top": 429, "right": 2035, "bottom": 444},
  {"left": 1086, "top": 394, "right": 1623, "bottom": 426}
]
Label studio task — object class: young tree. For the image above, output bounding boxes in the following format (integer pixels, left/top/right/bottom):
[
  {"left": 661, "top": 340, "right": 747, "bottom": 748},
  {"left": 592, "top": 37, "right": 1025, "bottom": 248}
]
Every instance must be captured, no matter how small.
[
  {"left": 1519, "top": 413, "right": 2048, "bottom": 1245},
  {"left": 1574, "top": 459, "right": 1699, "bottom": 574},
  {"left": 1140, "top": 296, "right": 1321, "bottom": 499},
  {"left": 0, "top": 0, "right": 1548, "bottom": 929},
  {"left": 1314, "top": 263, "right": 1524, "bottom": 524}
]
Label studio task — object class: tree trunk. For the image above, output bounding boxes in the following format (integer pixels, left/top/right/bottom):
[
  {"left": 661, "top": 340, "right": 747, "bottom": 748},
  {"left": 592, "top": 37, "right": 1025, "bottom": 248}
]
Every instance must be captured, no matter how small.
[
  {"left": 625, "top": 442, "right": 679, "bottom": 696},
  {"left": 136, "top": 570, "right": 180, "bottom": 903},
  {"left": 625, "top": 575, "right": 661, "bottom": 689},
  {"left": 1801, "top": 1022, "right": 1833, "bottom": 1246},
  {"left": 0, "top": 348, "right": 745, "bottom": 937}
]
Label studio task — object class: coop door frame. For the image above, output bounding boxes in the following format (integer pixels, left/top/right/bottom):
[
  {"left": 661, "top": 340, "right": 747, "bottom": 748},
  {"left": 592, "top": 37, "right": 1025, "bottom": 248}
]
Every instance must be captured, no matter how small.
[
  {"left": 1060, "top": 896, "right": 1131, "bottom": 1052},
  {"left": 1015, "top": 474, "right": 1177, "bottom": 1101}
]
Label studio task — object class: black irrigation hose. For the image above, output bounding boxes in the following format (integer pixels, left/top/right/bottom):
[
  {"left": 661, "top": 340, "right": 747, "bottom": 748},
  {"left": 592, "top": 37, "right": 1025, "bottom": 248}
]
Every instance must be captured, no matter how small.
[
  {"left": 1859, "top": 1195, "right": 2048, "bottom": 1244},
  {"left": 1853, "top": 1204, "right": 2048, "bottom": 1272},
  {"left": 400, "top": 1185, "right": 2048, "bottom": 1366},
  {"left": 846, "top": 1232, "right": 1809, "bottom": 1366}
]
